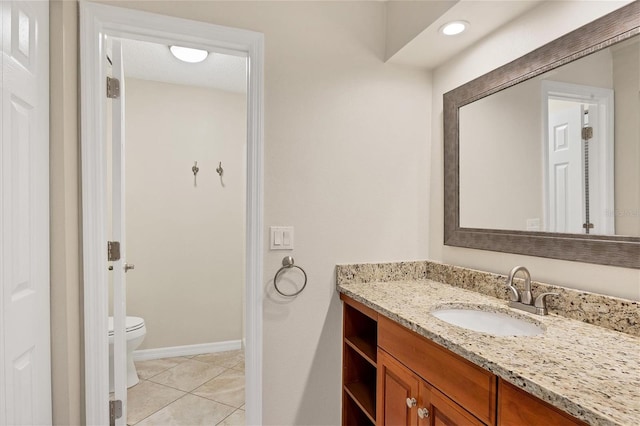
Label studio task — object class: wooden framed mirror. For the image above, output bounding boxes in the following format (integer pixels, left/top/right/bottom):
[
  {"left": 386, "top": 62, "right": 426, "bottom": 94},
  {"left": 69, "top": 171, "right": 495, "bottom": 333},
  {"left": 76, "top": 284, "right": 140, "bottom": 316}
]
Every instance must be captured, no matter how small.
[{"left": 443, "top": 1, "right": 639, "bottom": 268}]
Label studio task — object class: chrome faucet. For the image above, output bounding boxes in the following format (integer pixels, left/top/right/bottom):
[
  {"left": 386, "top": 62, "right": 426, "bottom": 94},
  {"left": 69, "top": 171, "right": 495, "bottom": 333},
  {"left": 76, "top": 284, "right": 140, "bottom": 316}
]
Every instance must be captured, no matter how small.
[
  {"left": 505, "top": 266, "right": 558, "bottom": 315},
  {"left": 507, "top": 265, "right": 532, "bottom": 304}
]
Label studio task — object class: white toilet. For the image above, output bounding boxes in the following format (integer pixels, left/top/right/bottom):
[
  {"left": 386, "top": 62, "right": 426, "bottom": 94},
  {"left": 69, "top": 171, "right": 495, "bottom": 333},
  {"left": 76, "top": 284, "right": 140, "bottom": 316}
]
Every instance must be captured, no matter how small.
[{"left": 108, "top": 316, "right": 146, "bottom": 392}]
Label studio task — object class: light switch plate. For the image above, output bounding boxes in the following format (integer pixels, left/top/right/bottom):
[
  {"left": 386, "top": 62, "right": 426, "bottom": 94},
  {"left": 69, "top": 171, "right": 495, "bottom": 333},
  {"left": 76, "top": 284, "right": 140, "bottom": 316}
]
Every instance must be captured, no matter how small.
[{"left": 270, "top": 226, "right": 294, "bottom": 250}]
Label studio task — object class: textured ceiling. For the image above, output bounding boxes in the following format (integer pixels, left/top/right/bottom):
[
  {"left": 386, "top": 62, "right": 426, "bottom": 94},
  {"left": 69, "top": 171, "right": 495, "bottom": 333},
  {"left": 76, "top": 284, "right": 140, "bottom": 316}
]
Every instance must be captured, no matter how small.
[{"left": 120, "top": 38, "right": 247, "bottom": 93}]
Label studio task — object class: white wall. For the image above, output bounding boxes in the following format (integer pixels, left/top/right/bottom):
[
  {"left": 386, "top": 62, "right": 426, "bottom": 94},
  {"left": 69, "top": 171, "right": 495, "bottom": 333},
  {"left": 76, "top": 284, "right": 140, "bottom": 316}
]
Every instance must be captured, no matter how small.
[
  {"left": 124, "top": 78, "right": 246, "bottom": 350},
  {"left": 49, "top": 1, "right": 82, "bottom": 423},
  {"left": 431, "top": 0, "right": 640, "bottom": 301},
  {"left": 92, "top": 1, "right": 431, "bottom": 424},
  {"left": 385, "top": 0, "right": 457, "bottom": 60},
  {"left": 459, "top": 82, "right": 543, "bottom": 231},
  {"left": 612, "top": 40, "right": 640, "bottom": 236}
]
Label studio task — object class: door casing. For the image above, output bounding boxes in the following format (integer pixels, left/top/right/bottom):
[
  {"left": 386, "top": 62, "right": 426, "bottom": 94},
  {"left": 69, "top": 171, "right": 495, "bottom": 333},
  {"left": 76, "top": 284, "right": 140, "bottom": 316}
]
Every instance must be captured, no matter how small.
[{"left": 79, "top": 3, "right": 264, "bottom": 424}]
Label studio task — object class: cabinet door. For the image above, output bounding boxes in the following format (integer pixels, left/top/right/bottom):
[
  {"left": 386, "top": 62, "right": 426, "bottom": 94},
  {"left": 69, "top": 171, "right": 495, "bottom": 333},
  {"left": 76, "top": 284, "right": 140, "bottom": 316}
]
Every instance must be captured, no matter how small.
[
  {"left": 377, "top": 350, "right": 420, "bottom": 426},
  {"left": 418, "top": 381, "right": 485, "bottom": 426}
]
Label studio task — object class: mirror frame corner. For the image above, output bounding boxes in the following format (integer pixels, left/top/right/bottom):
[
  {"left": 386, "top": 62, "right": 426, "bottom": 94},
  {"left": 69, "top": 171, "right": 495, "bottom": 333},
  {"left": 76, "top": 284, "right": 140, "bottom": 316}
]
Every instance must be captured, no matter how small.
[{"left": 443, "top": 1, "right": 640, "bottom": 269}]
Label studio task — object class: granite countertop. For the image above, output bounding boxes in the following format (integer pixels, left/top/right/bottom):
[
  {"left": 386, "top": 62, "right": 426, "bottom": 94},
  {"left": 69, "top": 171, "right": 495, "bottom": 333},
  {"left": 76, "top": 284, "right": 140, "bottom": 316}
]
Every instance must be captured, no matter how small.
[{"left": 338, "top": 279, "right": 640, "bottom": 426}]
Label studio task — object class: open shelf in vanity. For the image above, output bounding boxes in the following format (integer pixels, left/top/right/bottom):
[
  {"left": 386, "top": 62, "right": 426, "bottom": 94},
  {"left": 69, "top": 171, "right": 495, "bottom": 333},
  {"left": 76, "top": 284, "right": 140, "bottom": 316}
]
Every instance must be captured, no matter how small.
[{"left": 341, "top": 294, "right": 378, "bottom": 425}]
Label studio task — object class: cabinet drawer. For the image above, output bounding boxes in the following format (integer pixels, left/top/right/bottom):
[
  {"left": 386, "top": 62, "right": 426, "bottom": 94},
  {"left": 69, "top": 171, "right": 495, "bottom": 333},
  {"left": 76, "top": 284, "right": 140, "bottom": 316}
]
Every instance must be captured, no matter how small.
[{"left": 378, "top": 316, "right": 496, "bottom": 425}]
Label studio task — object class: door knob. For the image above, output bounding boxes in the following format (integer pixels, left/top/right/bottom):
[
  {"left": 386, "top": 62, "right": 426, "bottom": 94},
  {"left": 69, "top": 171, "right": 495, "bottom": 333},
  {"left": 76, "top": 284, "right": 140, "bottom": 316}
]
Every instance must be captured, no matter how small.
[
  {"left": 406, "top": 397, "right": 417, "bottom": 408},
  {"left": 418, "top": 407, "right": 430, "bottom": 419},
  {"left": 124, "top": 263, "right": 135, "bottom": 272}
]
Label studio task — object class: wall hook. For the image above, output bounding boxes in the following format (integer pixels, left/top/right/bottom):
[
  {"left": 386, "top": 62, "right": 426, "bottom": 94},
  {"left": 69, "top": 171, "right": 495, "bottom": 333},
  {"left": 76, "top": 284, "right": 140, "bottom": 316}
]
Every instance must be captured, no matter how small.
[
  {"left": 192, "top": 161, "right": 200, "bottom": 186},
  {"left": 216, "top": 161, "right": 224, "bottom": 177}
]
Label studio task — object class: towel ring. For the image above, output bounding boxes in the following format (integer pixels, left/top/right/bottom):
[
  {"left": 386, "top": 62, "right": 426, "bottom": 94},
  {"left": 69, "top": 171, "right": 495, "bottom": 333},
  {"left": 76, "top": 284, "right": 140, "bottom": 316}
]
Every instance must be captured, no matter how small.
[{"left": 274, "top": 256, "right": 307, "bottom": 297}]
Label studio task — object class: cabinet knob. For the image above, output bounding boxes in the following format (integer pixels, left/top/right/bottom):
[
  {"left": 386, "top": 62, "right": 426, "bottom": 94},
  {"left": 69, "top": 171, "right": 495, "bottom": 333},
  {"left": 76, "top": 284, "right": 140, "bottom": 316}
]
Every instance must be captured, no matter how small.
[
  {"left": 406, "top": 397, "right": 417, "bottom": 408},
  {"left": 418, "top": 407, "right": 430, "bottom": 419}
]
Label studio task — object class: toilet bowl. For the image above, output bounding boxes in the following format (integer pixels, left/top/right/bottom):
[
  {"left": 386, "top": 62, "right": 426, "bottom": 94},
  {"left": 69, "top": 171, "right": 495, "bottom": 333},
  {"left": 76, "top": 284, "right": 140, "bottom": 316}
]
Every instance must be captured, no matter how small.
[{"left": 108, "top": 316, "right": 146, "bottom": 392}]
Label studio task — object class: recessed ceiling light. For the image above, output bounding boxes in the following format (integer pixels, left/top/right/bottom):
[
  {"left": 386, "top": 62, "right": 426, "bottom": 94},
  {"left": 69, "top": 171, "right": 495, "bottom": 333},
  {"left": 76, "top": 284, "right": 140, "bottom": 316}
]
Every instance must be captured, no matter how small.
[
  {"left": 440, "top": 21, "right": 469, "bottom": 36},
  {"left": 169, "top": 45, "right": 209, "bottom": 63}
]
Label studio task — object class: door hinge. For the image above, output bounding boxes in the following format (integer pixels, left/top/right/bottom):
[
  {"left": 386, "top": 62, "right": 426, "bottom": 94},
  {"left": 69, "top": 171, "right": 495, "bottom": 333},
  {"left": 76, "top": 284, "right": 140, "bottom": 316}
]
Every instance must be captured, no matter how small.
[
  {"left": 107, "top": 76, "right": 120, "bottom": 99},
  {"left": 582, "top": 126, "right": 593, "bottom": 140},
  {"left": 109, "top": 400, "right": 122, "bottom": 425},
  {"left": 108, "top": 241, "right": 121, "bottom": 261}
]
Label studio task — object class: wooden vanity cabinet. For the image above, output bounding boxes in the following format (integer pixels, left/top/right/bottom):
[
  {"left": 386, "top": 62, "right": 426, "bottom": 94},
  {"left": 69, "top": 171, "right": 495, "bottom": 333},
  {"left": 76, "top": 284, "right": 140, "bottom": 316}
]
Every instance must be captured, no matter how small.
[
  {"left": 377, "top": 349, "right": 483, "bottom": 426},
  {"left": 340, "top": 295, "right": 586, "bottom": 426},
  {"left": 378, "top": 316, "right": 496, "bottom": 425}
]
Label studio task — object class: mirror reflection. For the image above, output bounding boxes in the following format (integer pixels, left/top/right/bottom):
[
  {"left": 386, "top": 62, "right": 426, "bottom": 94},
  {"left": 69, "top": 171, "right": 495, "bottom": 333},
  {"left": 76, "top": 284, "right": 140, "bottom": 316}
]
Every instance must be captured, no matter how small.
[{"left": 459, "top": 35, "right": 639, "bottom": 237}]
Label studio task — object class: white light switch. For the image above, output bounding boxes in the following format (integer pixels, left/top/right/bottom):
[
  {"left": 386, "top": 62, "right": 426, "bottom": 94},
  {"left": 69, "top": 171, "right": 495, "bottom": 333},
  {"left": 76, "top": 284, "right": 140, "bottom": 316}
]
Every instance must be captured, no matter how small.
[{"left": 270, "top": 226, "right": 294, "bottom": 250}]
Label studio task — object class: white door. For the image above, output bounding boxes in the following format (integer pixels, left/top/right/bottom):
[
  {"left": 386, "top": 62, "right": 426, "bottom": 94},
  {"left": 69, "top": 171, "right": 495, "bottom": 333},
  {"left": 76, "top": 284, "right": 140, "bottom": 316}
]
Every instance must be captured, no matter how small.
[
  {"left": 547, "top": 102, "right": 584, "bottom": 233},
  {"left": 0, "top": 1, "right": 51, "bottom": 425},
  {"left": 543, "top": 81, "right": 615, "bottom": 235},
  {"left": 110, "top": 39, "right": 129, "bottom": 426}
]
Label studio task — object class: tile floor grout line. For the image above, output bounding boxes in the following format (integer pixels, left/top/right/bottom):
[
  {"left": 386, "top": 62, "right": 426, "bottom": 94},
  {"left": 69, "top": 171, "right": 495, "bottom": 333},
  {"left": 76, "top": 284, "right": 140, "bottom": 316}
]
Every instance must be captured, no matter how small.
[
  {"left": 129, "top": 389, "right": 189, "bottom": 426},
  {"left": 130, "top": 351, "right": 245, "bottom": 425},
  {"left": 146, "top": 367, "right": 232, "bottom": 393},
  {"left": 131, "top": 393, "right": 240, "bottom": 425},
  {"left": 145, "top": 377, "right": 210, "bottom": 394},
  {"left": 215, "top": 407, "right": 243, "bottom": 426},
  {"left": 189, "top": 393, "right": 239, "bottom": 410},
  {"left": 138, "top": 367, "right": 169, "bottom": 381},
  {"left": 134, "top": 356, "right": 192, "bottom": 381},
  {"left": 187, "top": 389, "right": 242, "bottom": 409}
]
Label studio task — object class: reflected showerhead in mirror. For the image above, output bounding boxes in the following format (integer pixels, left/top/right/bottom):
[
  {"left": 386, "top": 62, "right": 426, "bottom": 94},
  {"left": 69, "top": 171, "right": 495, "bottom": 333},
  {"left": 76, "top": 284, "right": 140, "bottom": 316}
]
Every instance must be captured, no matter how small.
[{"left": 169, "top": 45, "right": 208, "bottom": 63}]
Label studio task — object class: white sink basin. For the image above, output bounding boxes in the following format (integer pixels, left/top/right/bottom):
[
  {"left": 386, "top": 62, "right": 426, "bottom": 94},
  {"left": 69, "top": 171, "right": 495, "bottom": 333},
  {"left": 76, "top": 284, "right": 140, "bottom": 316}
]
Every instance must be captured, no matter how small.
[{"left": 431, "top": 307, "right": 544, "bottom": 336}]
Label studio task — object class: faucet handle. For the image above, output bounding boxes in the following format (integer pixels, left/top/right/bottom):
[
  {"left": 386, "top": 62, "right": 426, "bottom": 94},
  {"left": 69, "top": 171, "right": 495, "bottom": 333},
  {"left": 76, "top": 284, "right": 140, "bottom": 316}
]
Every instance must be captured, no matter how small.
[{"left": 534, "top": 292, "right": 558, "bottom": 315}]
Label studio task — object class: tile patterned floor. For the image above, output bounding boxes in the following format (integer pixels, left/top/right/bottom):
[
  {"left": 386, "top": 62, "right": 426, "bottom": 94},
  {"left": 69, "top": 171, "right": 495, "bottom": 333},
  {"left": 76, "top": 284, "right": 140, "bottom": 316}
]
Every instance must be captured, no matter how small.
[{"left": 127, "top": 350, "right": 245, "bottom": 425}]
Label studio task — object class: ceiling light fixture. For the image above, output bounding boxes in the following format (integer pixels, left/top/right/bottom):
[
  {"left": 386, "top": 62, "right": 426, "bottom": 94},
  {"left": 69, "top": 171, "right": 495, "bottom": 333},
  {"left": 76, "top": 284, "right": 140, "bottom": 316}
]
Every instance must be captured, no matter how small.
[
  {"left": 440, "top": 21, "right": 468, "bottom": 36},
  {"left": 169, "top": 45, "right": 209, "bottom": 63}
]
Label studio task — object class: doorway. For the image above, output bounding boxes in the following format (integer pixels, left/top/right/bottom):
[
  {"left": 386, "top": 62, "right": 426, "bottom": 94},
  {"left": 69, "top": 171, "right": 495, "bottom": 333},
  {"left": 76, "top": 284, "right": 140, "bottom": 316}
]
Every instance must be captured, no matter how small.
[
  {"left": 109, "top": 36, "right": 247, "bottom": 425},
  {"left": 80, "top": 3, "right": 264, "bottom": 425},
  {"left": 542, "top": 80, "right": 615, "bottom": 235}
]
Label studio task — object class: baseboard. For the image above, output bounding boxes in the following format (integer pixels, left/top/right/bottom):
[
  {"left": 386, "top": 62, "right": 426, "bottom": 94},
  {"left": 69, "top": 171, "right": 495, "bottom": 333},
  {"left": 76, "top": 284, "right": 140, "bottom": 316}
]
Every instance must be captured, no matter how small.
[{"left": 133, "top": 340, "right": 242, "bottom": 361}]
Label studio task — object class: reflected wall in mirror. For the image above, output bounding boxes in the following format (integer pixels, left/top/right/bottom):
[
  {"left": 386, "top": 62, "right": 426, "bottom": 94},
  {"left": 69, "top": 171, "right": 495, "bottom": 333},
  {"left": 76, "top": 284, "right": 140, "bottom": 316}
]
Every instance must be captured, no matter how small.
[
  {"left": 459, "top": 36, "right": 639, "bottom": 237},
  {"left": 444, "top": 1, "right": 640, "bottom": 268}
]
